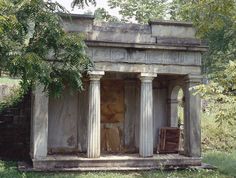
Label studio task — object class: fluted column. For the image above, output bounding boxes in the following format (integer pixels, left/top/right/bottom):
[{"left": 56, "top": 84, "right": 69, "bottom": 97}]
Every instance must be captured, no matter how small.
[
  {"left": 87, "top": 71, "right": 104, "bottom": 158},
  {"left": 184, "top": 75, "right": 202, "bottom": 157},
  {"left": 139, "top": 73, "right": 157, "bottom": 157}
]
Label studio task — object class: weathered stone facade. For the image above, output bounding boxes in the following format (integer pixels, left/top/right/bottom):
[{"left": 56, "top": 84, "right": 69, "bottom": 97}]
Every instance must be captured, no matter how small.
[{"left": 30, "top": 14, "right": 207, "bottom": 170}]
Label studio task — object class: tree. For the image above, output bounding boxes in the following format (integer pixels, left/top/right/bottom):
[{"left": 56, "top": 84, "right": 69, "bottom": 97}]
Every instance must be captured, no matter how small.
[
  {"left": 108, "top": 0, "right": 169, "bottom": 24},
  {"left": 0, "top": 1, "right": 20, "bottom": 77},
  {"left": 94, "top": 8, "right": 119, "bottom": 22},
  {"left": 0, "top": 0, "right": 92, "bottom": 97},
  {"left": 196, "top": 60, "right": 236, "bottom": 125},
  {"left": 175, "top": 0, "right": 236, "bottom": 74},
  {"left": 71, "top": 0, "right": 96, "bottom": 9}
]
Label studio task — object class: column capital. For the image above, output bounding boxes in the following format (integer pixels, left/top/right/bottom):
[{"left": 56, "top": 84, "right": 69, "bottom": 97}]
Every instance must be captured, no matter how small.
[
  {"left": 88, "top": 71, "right": 105, "bottom": 80},
  {"left": 184, "top": 74, "right": 202, "bottom": 84},
  {"left": 139, "top": 73, "right": 157, "bottom": 82}
]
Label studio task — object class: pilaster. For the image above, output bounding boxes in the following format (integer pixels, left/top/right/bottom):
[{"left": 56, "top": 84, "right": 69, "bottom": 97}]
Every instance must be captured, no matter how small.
[
  {"left": 184, "top": 74, "right": 202, "bottom": 157},
  {"left": 31, "top": 84, "right": 48, "bottom": 160}
]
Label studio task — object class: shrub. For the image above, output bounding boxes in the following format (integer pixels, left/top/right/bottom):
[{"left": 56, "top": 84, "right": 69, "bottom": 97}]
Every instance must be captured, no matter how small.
[{"left": 0, "top": 86, "right": 25, "bottom": 113}]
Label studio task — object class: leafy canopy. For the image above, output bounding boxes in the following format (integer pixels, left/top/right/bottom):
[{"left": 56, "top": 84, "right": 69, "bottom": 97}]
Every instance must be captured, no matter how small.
[
  {"left": 176, "top": 0, "right": 236, "bottom": 74},
  {"left": 94, "top": 8, "right": 119, "bottom": 22},
  {"left": 72, "top": 0, "right": 96, "bottom": 9},
  {"left": 108, "top": 0, "right": 169, "bottom": 24},
  {"left": 196, "top": 61, "right": 236, "bottom": 126},
  {"left": 0, "top": 0, "right": 92, "bottom": 97}
]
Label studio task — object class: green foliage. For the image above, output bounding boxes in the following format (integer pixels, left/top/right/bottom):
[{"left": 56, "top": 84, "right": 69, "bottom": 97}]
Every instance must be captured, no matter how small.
[
  {"left": 175, "top": 0, "right": 236, "bottom": 37},
  {"left": 195, "top": 60, "right": 236, "bottom": 151},
  {"left": 71, "top": 0, "right": 96, "bottom": 9},
  {"left": 0, "top": 1, "right": 20, "bottom": 76},
  {"left": 201, "top": 110, "right": 236, "bottom": 151},
  {"left": 94, "top": 8, "right": 119, "bottom": 22},
  {"left": 0, "top": 0, "right": 92, "bottom": 97},
  {"left": 176, "top": 0, "right": 236, "bottom": 74},
  {"left": 196, "top": 61, "right": 236, "bottom": 125},
  {"left": 0, "top": 86, "right": 25, "bottom": 112},
  {"left": 108, "top": 0, "right": 169, "bottom": 24}
]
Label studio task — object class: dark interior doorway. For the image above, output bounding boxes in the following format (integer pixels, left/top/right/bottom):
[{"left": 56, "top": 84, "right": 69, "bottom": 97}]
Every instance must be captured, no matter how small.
[{"left": 101, "top": 79, "right": 125, "bottom": 153}]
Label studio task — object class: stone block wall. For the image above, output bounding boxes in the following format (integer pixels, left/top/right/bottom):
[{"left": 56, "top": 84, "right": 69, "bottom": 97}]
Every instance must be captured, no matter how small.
[{"left": 0, "top": 92, "right": 31, "bottom": 160}]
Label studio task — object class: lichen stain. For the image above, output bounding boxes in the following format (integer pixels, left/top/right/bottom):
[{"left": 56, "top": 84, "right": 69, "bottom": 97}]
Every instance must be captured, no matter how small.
[{"left": 67, "top": 135, "right": 75, "bottom": 146}]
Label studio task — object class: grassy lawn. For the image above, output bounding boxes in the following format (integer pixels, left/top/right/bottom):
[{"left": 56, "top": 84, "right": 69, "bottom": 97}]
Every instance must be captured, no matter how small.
[
  {"left": 0, "top": 151, "right": 236, "bottom": 178},
  {"left": 203, "top": 151, "right": 236, "bottom": 177}
]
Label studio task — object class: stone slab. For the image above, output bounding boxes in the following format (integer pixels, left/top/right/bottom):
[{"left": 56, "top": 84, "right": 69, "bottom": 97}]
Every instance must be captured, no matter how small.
[
  {"left": 124, "top": 80, "right": 137, "bottom": 151},
  {"left": 89, "top": 47, "right": 201, "bottom": 66},
  {"left": 151, "top": 24, "right": 196, "bottom": 38},
  {"left": 61, "top": 15, "right": 207, "bottom": 51},
  {"left": 77, "top": 82, "right": 89, "bottom": 152},
  {"left": 20, "top": 162, "right": 214, "bottom": 172},
  {"left": 86, "top": 41, "right": 208, "bottom": 52},
  {"left": 153, "top": 88, "right": 168, "bottom": 147},
  {"left": 94, "top": 62, "right": 201, "bottom": 75},
  {"left": 30, "top": 154, "right": 201, "bottom": 171},
  {"left": 48, "top": 88, "right": 78, "bottom": 152}
]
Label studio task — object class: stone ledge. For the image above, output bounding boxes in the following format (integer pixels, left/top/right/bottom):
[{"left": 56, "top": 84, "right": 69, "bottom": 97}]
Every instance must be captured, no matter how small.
[
  {"left": 93, "top": 22, "right": 151, "bottom": 33},
  {"left": 149, "top": 20, "right": 193, "bottom": 27},
  {"left": 60, "top": 13, "right": 95, "bottom": 20},
  {"left": 85, "top": 41, "right": 208, "bottom": 52},
  {"left": 28, "top": 154, "right": 201, "bottom": 171},
  {"left": 19, "top": 161, "right": 216, "bottom": 172},
  {"left": 94, "top": 62, "right": 201, "bottom": 75},
  {"left": 151, "top": 24, "right": 196, "bottom": 39}
]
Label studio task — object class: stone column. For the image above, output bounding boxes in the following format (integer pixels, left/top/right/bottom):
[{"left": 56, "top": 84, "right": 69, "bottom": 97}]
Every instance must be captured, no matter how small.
[
  {"left": 139, "top": 73, "right": 157, "bottom": 157},
  {"left": 87, "top": 71, "right": 104, "bottom": 158},
  {"left": 30, "top": 84, "right": 48, "bottom": 159},
  {"left": 184, "top": 75, "right": 202, "bottom": 157}
]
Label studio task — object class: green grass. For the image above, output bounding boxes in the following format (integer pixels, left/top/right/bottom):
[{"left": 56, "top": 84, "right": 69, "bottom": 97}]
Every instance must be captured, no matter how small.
[
  {"left": 0, "top": 152, "right": 235, "bottom": 178},
  {"left": 203, "top": 151, "right": 236, "bottom": 177}
]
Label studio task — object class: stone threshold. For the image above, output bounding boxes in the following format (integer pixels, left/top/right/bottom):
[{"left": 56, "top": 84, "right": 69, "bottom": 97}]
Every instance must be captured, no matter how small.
[{"left": 17, "top": 154, "right": 210, "bottom": 172}]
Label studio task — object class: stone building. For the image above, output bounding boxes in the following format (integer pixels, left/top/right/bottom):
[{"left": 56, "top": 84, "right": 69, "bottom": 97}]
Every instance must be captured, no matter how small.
[{"left": 30, "top": 14, "right": 207, "bottom": 170}]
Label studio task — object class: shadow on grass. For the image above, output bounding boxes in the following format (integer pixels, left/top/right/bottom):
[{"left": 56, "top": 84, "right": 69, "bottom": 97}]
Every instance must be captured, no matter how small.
[{"left": 203, "top": 151, "right": 236, "bottom": 177}]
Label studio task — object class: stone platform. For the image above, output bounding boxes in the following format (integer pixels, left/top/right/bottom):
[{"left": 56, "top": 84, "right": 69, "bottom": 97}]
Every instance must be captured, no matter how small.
[{"left": 29, "top": 154, "right": 201, "bottom": 171}]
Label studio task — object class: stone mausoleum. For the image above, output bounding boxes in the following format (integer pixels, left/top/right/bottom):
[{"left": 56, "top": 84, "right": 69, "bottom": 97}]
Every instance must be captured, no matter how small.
[{"left": 30, "top": 14, "right": 207, "bottom": 171}]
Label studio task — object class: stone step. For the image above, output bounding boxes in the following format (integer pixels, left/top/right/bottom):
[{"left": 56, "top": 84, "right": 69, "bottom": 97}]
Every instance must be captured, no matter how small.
[
  {"left": 32, "top": 154, "right": 201, "bottom": 171},
  {"left": 19, "top": 162, "right": 215, "bottom": 172}
]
